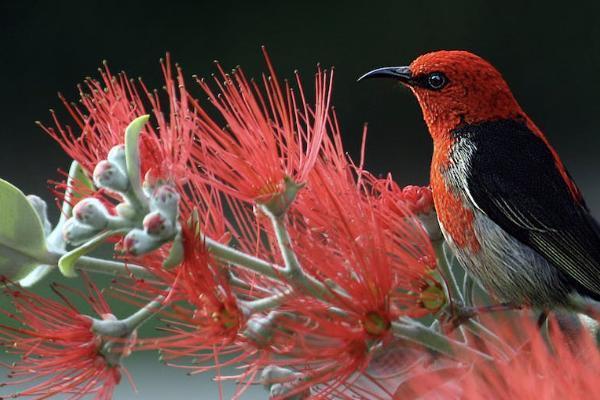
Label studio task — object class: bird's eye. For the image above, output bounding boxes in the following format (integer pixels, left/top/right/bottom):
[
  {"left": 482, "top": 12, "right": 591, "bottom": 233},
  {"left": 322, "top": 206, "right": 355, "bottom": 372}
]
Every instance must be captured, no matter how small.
[{"left": 427, "top": 72, "right": 447, "bottom": 90}]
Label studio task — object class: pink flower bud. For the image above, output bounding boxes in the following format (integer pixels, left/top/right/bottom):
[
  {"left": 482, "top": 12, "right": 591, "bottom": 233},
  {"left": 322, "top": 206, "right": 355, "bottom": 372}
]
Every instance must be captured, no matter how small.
[
  {"left": 400, "top": 185, "right": 434, "bottom": 216},
  {"left": 93, "top": 160, "right": 128, "bottom": 193},
  {"left": 63, "top": 219, "right": 99, "bottom": 245},
  {"left": 27, "top": 194, "right": 52, "bottom": 235},
  {"left": 73, "top": 198, "right": 109, "bottom": 229},
  {"left": 143, "top": 211, "right": 175, "bottom": 240},
  {"left": 107, "top": 145, "right": 126, "bottom": 171},
  {"left": 150, "top": 185, "right": 179, "bottom": 221},
  {"left": 121, "top": 229, "right": 161, "bottom": 256}
]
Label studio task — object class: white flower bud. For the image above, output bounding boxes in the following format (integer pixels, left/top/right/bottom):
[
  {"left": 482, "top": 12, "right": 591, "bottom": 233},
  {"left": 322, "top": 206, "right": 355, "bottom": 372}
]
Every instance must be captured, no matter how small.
[
  {"left": 122, "top": 229, "right": 162, "bottom": 256},
  {"left": 107, "top": 144, "right": 127, "bottom": 172},
  {"left": 243, "top": 312, "right": 278, "bottom": 347},
  {"left": 418, "top": 211, "right": 443, "bottom": 242},
  {"left": 63, "top": 218, "right": 100, "bottom": 245},
  {"left": 142, "top": 169, "right": 162, "bottom": 197},
  {"left": 261, "top": 366, "right": 304, "bottom": 388},
  {"left": 269, "top": 383, "right": 308, "bottom": 400},
  {"left": 93, "top": 160, "right": 129, "bottom": 193},
  {"left": 143, "top": 211, "right": 176, "bottom": 240},
  {"left": 149, "top": 185, "right": 179, "bottom": 221},
  {"left": 27, "top": 194, "right": 52, "bottom": 235},
  {"left": 73, "top": 198, "right": 109, "bottom": 230},
  {"left": 116, "top": 203, "right": 137, "bottom": 220}
]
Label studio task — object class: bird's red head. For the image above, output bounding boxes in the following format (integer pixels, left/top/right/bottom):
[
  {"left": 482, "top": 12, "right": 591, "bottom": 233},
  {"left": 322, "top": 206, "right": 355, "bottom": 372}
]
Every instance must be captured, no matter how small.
[{"left": 359, "top": 50, "right": 525, "bottom": 141}]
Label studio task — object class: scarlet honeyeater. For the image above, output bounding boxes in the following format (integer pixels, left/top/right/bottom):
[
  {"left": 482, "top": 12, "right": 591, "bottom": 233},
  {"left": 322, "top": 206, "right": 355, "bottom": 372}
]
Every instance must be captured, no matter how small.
[{"left": 360, "top": 50, "right": 600, "bottom": 311}]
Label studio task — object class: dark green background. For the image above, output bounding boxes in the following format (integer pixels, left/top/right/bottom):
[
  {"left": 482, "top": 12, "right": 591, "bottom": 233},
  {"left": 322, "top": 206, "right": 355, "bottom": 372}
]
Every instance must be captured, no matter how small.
[{"left": 1, "top": 1, "right": 600, "bottom": 398}]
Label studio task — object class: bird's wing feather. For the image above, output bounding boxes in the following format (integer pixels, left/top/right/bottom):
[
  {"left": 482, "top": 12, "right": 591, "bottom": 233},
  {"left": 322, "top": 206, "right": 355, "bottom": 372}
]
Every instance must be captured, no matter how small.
[{"left": 456, "top": 119, "right": 600, "bottom": 297}]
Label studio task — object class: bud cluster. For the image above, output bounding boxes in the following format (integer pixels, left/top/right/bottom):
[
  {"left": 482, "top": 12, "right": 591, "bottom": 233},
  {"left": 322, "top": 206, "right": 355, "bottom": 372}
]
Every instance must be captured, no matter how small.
[
  {"left": 93, "top": 145, "right": 129, "bottom": 193},
  {"left": 62, "top": 141, "right": 182, "bottom": 259},
  {"left": 121, "top": 185, "right": 181, "bottom": 256},
  {"left": 63, "top": 198, "right": 115, "bottom": 245}
]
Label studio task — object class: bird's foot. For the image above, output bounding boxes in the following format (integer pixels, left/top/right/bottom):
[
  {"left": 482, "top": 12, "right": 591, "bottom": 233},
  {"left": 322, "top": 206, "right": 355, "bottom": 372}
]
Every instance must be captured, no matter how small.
[{"left": 444, "top": 302, "right": 520, "bottom": 331}]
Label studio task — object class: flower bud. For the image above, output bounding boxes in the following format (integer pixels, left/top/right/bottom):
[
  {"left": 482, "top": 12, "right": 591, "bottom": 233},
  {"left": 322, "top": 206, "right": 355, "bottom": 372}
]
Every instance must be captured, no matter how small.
[
  {"left": 261, "top": 366, "right": 307, "bottom": 399},
  {"left": 143, "top": 211, "right": 176, "bottom": 240},
  {"left": 115, "top": 203, "right": 137, "bottom": 220},
  {"left": 27, "top": 194, "right": 52, "bottom": 235},
  {"left": 243, "top": 312, "right": 278, "bottom": 348},
  {"left": 149, "top": 185, "right": 179, "bottom": 221},
  {"left": 93, "top": 160, "right": 129, "bottom": 193},
  {"left": 107, "top": 144, "right": 127, "bottom": 171},
  {"left": 63, "top": 218, "right": 99, "bottom": 245},
  {"left": 261, "top": 366, "right": 304, "bottom": 388},
  {"left": 418, "top": 211, "right": 443, "bottom": 242},
  {"left": 73, "top": 198, "right": 109, "bottom": 230},
  {"left": 142, "top": 169, "right": 163, "bottom": 197},
  {"left": 269, "top": 383, "right": 309, "bottom": 400},
  {"left": 121, "top": 229, "right": 162, "bottom": 256},
  {"left": 400, "top": 185, "right": 434, "bottom": 216}
]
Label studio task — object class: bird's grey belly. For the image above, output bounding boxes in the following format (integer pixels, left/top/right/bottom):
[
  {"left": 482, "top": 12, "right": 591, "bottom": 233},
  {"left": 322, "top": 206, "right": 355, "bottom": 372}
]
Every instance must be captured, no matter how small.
[{"left": 441, "top": 210, "right": 571, "bottom": 308}]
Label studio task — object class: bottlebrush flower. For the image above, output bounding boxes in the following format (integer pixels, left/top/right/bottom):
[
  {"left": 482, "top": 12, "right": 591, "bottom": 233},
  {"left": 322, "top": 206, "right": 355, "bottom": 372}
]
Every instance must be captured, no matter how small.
[
  {"left": 367, "top": 174, "right": 441, "bottom": 241},
  {"left": 289, "top": 116, "right": 439, "bottom": 320},
  {"left": 0, "top": 278, "right": 131, "bottom": 399},
  {"left": 370, "top": 175, "right": 434, "bottom": 216},
  {"left": 251, "top": 116, "right": 439, "bottom": 397},
  {"left": 157, "top": 228, "right": 242, "bottom": 345},
  {"left": 135, "top": 221, "right": 250, "bottom": 373},
  {"left": 39, "top": 54, "right": 195, "bottom": 185},
  {"left": 190, "top": 48, "right": 333, "bottom": 205},
  {"left": 394, "top": 313, "right": 600, "bottom": 399}
]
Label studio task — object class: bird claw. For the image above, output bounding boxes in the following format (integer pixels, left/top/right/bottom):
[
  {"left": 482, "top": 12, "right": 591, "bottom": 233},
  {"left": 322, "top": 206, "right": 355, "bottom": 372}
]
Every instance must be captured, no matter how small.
[{"left": 443, "top": 302, "right": 520, "bottom": 331}]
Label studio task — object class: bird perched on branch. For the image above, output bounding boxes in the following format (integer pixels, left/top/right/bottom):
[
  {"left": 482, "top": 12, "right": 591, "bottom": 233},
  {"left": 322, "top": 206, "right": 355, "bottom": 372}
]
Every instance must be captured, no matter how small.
[{"left": 359, "top": 50, "right": 600, "bottom": 315}]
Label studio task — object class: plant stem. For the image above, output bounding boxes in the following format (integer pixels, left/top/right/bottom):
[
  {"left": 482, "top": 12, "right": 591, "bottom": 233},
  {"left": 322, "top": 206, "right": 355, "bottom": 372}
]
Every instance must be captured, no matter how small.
[
  {"left": 392, "top": 317, "right": 493, "bottom": 362},
  {"left": 462, "top": 319, "right": 515, "bottom": 360},
  {"left": 48, "top": 250, "right": 154, "bottom": 279},
  {"left": 463, "top": 273, "right": 476, "bottom": 308},
  {"left": 434, "top": 240, "right": 464, "bottom": 305},
  {"left": 240, "top": 289, "right": 293, "bottom": 315},
  {"left": 92, "top": 295, "right": 165, "bottom": 337},
  {"left": 121, "top": 295, "right": 165, "bottom": 331},
  {"left": 204, "top": 236, "right": 284, "bottom": 280},
  {"left": 267, "top": 213, "right": 330, "bottom": 299}
]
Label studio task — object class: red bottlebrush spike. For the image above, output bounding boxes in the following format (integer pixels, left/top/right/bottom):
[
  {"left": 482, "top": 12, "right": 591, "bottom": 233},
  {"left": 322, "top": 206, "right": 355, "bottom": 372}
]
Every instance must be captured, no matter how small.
[
  {"left": 290, "top": 114, "right": 437, "bottom": 321},
  {"left": 369, "top": 175, "right": 434, "bottom": 217},
  {"left": 396, "top": 314, "right": 600, "bottom": 400},
  {"left": 0, "top": 277, "right": 130, "bottom": 400},
  {"left": 142, "top": 226, "right": 244, "bottom": 368},
  {"left": 190, "top": 48, "right": 333, "bottom": 204},
  {"left": 39, "top": 54, "right": 195, "bottom": 185},
  {"left": 253, "top": 114, "right": 438, "bottom": 397}
]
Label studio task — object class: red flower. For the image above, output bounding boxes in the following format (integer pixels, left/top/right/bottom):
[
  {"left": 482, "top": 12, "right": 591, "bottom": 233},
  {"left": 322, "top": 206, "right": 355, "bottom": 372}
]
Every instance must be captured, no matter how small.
[
  {"left": 379, "top": 180, "right": 434, "bottom": 217},
  {"left": 395, "top": 314, "right": 600, "bottom": 399},
  {"left": 190, "top": 48, "right": 333, "bottom": 204},
  {"left": 39, "top": 54, "right": 195, "bottom": 185},
  {"left": 0, "top": 279, "right": 130, "bottom": 399},
  {"left": 289, "top": 116, "right": 437, "bottom": 321},
  {"left": 154, "top": 227, "right": 243, "bottom": 355},
  {"left": 246, "top": 115, "right": 439, "bottom": 397}
]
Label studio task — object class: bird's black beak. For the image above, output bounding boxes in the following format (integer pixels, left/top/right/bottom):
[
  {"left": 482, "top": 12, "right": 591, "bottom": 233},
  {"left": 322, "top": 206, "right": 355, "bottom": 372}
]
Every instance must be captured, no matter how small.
[{"left": 357, "top": 66, "right": 413, "bottom": 84}]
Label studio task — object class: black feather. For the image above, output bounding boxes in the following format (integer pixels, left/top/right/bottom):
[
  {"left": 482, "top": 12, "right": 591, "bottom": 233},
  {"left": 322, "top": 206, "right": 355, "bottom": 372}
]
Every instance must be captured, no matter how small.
[{"left": 453, "top": 119, "right": 600, "bottom": 299}]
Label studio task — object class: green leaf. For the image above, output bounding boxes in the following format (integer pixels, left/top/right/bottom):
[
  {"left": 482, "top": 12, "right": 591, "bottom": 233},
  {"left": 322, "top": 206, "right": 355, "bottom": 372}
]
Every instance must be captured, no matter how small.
[
  {"left": 47, "top": 161, "right": 92, "bottom": 252},
  {"left": 125, "top": 115, "right": 150, "bottom": 210},
  {"left": 163, "top": 231, "right": 184, "bottom": 269},
  {"left": 58, "top": 229, "right": 121, "bottom": 277},
  {"left": 0, "top": 179, "right": 50, "bottom": 281},
  {"left": 19, "top": 264, "right": 53, "bottom": 287}
]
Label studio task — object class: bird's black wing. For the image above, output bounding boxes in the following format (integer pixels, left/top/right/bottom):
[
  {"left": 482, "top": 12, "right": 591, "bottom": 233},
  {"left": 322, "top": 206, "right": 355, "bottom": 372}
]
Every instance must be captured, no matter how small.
[{"left": 456, "top": 119, "right": 600, "bottom": 297}]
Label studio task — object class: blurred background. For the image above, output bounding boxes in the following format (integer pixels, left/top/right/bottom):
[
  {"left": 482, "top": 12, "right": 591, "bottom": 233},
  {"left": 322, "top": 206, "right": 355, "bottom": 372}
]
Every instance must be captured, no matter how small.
[{"left": 1, "top": 0, "right": 600, "bottom": 398}]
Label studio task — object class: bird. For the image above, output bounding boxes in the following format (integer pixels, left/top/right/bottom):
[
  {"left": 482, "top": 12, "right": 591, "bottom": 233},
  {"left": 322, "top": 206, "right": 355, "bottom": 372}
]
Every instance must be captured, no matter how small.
[{"left": 358, "top": 50, "right": 600, "bottom": 315}]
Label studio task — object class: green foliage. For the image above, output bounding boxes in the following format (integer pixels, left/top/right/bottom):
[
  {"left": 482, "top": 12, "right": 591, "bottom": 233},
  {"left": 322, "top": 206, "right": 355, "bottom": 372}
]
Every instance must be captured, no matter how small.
[{"left": 0, "top": 179, "right": 50, "bottom": 281}]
